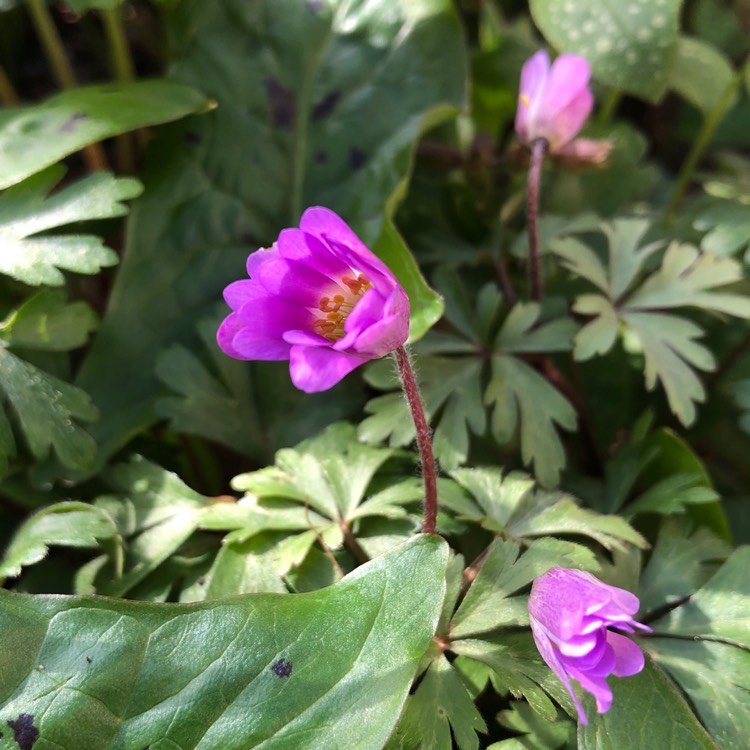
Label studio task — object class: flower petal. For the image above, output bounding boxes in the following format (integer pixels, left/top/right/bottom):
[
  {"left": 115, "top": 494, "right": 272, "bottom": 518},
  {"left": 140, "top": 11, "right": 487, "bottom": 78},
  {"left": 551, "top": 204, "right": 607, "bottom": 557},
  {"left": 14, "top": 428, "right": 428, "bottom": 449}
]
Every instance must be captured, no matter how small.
[
  {"left": 530, "top": 617, "right": 588, "bottom": 725},
  {"left": 608, "top": 631, "right": 646, "bottom": 677},
  {"left": 516, "top": 50, "right": 550, "bottom": 143},
  {"left": 289, "top": 345, "right": 366, "bottom": 392}
]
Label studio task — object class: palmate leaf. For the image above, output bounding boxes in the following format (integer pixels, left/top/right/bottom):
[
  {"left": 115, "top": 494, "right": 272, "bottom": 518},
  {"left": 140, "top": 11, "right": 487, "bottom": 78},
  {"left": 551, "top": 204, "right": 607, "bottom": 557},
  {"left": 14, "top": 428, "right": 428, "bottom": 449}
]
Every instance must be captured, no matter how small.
[
  {"left": 491, "top": 702, "right": 575, "bottom": 750},
  {"left": 449, "top": 467, "right": 646, "bottom": 552},
  {"left": 555, "top": 222, "right": 750, "bottom": 426},
  {"left": 74, "top": 0, "right": 466, "bottom": 472},
  {"left": 0, "top": 165, "right": 141, "bottom": 285},
  {"left": 0, "top": 289, "right": 98, "bottom": 351},
  {"left": 389, "top": 654, "right": 487, "bottom": 750},
  {"left": 0, "top": 502, "right": 120, "bottom": 581},
  {"left": 361, "top": 299, "right": 577, "bottom": 485},
  {"left": 0, "top": 346, "right": 97, "bottom": 471},
  {"left": 156, "top": 317, "right": 364, "bottom": 466},
  {"left": 0, "top": 535, "right": 448, "bottom": 750}
]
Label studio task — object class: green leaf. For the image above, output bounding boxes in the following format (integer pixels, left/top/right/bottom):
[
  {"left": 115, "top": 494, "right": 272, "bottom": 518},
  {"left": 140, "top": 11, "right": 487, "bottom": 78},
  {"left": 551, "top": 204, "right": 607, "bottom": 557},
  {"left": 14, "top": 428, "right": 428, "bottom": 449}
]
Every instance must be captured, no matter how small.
[
  {"left": 622, "top": 311, "right": 712, "bottom": 426},
  {"left": 695, "top": 200, "right": 750, "bottom": 256},
  {"left": 494, "top": 702, "right": 575, "bottom": 750},
  {"left": 485, "top": 355, "right": 576, "bottom": 488},
  {"left": 505, "top": 491, "right": 647, "bottom": 551},
  {"left": 0, "top": 289, "right": 98, "bottom": 351},
  {"left": 74, "top": 0, "right": 467, "bottom": 471},
  {"left": 0, "top": 346, "right": 97, "bottom": 470},
  {"left": 638, "top": 516, "right": 731, "bottom": 616},
  {"left": 0, "top": 502, "right": 119, "bottom": 580},
  {"left": 529, "top": 0, "right": 682, "bottom": 102},
  {"left": 451, "top": 537, "right": 598, "bottom": 638},
  {"left": 578, "top": 658, "right": 719, "bottom": 750},
  {"left": 627, "top": 242, "right": 750, "bottom": 317},
  {"left": 452, "top": 634, "right": 574, "bottom": 723},
  {"left": 650, "top": 546, "right": 750, "bottom": 648},
  {"left": 669, "top": 36, "right": 736, "bottom": 114},
  {"left": 0, "top": 80, "right": 210, "bottom": 190},
  {"left": 91, "top": 456, "right": 208, "bottom": 597},
  {"left": 0, "top": 535, "right": 448, "bottom": 749},
  {"left": 647, "top": 639, "right": 750, "bottom": 749},
  {"left": 360, "top": 356, "right": 486, "bottom": 471},
  {"left": 392, "top": 654, "right": 487, "bottom": 750},
  {"left": 0, "top": 166, "right": 141, "bottom": 285},
  {"left": 372, "top": 217, "right": 444, "bottom": 342}
]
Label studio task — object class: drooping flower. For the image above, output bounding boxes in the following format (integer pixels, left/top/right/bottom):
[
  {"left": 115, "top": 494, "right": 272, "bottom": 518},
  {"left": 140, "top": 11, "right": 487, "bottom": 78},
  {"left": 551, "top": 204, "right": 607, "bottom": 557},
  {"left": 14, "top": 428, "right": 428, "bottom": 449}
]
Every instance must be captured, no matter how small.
[
  {"left": 528, "top": 568, "right": 651, "bottom": 725},
  {"left": 515, "top": 50, "right": 594, "bottom": 153},
  {"left": 217, "top": 207, "right": 409, "bottom": 393}
]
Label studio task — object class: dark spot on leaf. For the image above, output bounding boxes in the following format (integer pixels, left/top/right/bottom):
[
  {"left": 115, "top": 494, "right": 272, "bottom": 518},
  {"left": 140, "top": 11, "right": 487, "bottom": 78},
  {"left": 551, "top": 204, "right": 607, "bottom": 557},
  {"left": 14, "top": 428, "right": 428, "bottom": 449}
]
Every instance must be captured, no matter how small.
[
  {"left": 58, "top": 112, "right": 88, "bottom": 133},
  {"left": 8, "top": 714, "right": 39, "bottom": 750},
  {"left": 315, "top": 150, "right": 327, "bottom": 164},
  {"left": 271, "top": 658, "right": 293, "bottom": 678},
  {"left": 263, "top": 78, "right": 296, "bottom": 129},
  {"left": 349, "top": 147, "right": 365, "bottom": 170},
  {"left": 307, "top": 0, "right": 324, "bottom": 12},
  {"left": 197, "top": 576, "right": 206, "bottom": 586},
  {"left": 86, "top": 656, "right": 92, "bottom": 663},
  {"left": 312, "top": 92, "right": 340, "bottom": 121},
  {"left": 185, "top": 130, "right": 203, "bottom": 145}
]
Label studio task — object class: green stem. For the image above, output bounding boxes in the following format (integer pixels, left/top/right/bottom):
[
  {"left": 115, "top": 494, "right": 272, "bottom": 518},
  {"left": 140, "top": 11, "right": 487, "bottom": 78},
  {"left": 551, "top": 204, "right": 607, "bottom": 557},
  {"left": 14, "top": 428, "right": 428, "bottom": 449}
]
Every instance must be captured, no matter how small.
[
  {"left": 598, "top": 88, "right": 622, "bottom": 126},
  {"left": 664, "top": 59, "right": 749, "bottom": 222},
  {"left": 394, "top": 346, "right": 438, "bottom": 535},
  {"left": 101, "top": 4, "right": 138, "bottom": 171},
  {"left": 26, "top": 0, "right": 109, "bottom": 172},
  {"left": 0, "top": 65, "right": 20, "bottom": 106},
  {"left": 527, "top": 138, "right": 547, "bottom": 302}
]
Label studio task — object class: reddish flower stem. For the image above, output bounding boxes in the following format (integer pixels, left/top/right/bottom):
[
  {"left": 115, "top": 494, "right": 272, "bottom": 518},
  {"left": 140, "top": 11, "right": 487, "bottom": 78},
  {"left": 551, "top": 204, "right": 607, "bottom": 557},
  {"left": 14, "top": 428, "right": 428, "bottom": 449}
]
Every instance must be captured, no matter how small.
[
  {"left": 527, "top": 137, "right": 548, "bottom": 301},
  {"left": 394, "top": 346, "right": 438, "bottom": 535}
]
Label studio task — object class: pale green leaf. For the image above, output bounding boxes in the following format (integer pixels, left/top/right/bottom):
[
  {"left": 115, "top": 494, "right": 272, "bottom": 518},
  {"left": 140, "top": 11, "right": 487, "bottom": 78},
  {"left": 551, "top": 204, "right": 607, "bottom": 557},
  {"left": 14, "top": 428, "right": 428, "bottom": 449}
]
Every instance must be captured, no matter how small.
[
  {"left": 0, "top": 346, "right": 97, "bottom": 469},
  {"left": 0, "top": 502, "right": 119, "bottom": 580},
  {"left": 0, "top": 166, "right": 140, "bottom": 285},
  {"left": 486, "top": 355, "right": 576, "bottom": 488},
  {"left": 572, "top": 294, "right": 619, "bottom": 361},
  {"left": 622, "top": 311, "right": 713, "bottom": 426},
  {"left": 495, "top": 303, "right": 577, "bottom": 353},
  {"left": 0, "top": 289, "right": 98, "bottom": 351}
]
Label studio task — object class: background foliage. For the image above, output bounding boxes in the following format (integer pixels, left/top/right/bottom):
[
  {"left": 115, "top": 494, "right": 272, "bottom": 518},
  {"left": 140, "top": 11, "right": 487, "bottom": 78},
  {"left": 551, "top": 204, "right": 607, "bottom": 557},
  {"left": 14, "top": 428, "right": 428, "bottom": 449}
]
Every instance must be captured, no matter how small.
[{"left": 0, "top": 0, "right": 749, "bottom": 748}]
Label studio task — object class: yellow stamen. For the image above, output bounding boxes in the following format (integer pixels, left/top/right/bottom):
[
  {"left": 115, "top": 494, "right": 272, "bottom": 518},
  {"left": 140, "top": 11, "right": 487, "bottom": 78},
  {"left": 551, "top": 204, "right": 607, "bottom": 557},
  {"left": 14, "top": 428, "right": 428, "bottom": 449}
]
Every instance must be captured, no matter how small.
[{"left": 312, "top": 272, "right": 373, "bottom": 342}]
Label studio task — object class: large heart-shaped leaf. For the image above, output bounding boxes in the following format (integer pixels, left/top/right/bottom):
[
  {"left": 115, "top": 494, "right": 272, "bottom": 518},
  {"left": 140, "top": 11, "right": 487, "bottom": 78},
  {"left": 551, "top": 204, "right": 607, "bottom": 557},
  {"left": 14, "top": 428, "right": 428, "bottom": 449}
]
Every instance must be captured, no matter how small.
[
  {"left": 0, "top": 534, "right": 448, "bottom": 749},
  {"left": 75, "top": 0, "right": 466, "bottom": 471}
]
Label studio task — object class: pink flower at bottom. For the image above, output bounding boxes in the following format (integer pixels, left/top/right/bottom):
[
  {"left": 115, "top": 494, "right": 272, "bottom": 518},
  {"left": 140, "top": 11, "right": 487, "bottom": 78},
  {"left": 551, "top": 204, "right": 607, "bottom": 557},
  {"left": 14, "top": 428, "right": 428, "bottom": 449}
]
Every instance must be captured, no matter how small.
[
  {"left": 528, "top": 568, "right": 651, "bottom": 725},
  {"left": 217, "top": 207, "right": 409, "bottom": 393}
]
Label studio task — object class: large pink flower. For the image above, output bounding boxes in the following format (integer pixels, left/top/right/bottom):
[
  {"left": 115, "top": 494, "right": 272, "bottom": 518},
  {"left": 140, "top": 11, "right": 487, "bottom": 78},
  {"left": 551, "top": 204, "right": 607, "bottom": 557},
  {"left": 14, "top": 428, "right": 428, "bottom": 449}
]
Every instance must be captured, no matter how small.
[
  {"left": 217, "top": 207, "right": 409, "bottom": 393},
  {"left": 515, "top": 50, "right": 594, "bottom": 153},
  {"left": 528, "top": 568, "right": 651, "bottom": 725}
]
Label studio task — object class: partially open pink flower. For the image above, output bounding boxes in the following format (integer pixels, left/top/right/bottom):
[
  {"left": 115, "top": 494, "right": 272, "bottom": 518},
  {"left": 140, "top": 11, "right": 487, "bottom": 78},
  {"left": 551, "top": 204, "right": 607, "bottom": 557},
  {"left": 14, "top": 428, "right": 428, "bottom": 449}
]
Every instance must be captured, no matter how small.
[
  {"left": 528, "top": 568, "right": 651, "bottom": 725},
  {"left": 515, "top": 50, "right": 594, "bottom": 153},
  {"left": 217, "top": 207, "right": 409, "bottom": 393}
]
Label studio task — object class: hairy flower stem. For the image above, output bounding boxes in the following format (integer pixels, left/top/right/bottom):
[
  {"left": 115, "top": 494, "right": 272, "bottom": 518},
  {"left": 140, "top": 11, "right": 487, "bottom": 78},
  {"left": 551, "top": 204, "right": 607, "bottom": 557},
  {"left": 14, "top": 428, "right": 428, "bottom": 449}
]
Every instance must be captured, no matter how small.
[
  {"left": 527, "top": 138, "right": 548, "bottom": 301},
  {"left": 394, "top": 346, "right": 438, "bottom": 535}
]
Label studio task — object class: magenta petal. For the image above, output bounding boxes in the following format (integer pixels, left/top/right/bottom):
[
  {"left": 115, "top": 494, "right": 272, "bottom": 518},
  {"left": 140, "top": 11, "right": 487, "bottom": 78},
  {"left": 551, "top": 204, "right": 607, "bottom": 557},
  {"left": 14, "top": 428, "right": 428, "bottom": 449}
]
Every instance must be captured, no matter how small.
[
  {"left": 516, "top": 50, "right": 550, "bottom": 142},
  {"left": 608, "top": 632, "right": 645, "bottom": 677},
  {"left": 246, "top": 245, "right": 278, "bottom": 277},
  {"left": 530, "top": 618, "right": 588, "bottom": 725},
  {"left": 544, "top": 54, "right": 591, "bottom": 112},
  {"left": 546, "top": 88, "right": 594, "bottom": 150},
  {"left": 276, "top": 228, "right": 351, "bottom": 279},
  {"left": 289, "top": 345, "right": 366, "bottom": 392},
  {"left": 567, "top": 666, "right": 613, "bottom": 714},
  {"left": 348, "top": 314, "right": 410, "bottom": 357},
  {"left": 216, "top": 313, "right": 245, "bottom": 359},
  {"left": 256, "top": 255, "right": 340, "bottom": 307},
  {"left": 282, "top": 329, "right": 329, "bottom": 347},
  {"left": 223, "top": 279, "right": 257, "bottom": 310}
]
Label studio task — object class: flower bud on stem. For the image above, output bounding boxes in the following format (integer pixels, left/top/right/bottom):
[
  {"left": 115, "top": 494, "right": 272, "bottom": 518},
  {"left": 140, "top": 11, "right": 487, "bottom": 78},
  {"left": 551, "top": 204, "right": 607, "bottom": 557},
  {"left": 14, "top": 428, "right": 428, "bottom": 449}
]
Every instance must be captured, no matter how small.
[
  {"left": 527, "top": 137, "right": 548, "bottom": 301},
  {"left": 394, "top": 346, "right": 438, "bottom": 535}
]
